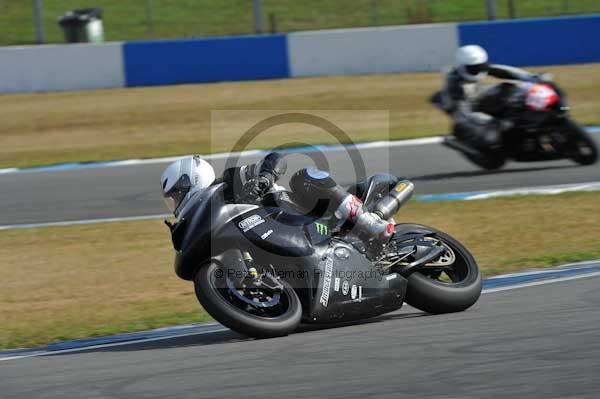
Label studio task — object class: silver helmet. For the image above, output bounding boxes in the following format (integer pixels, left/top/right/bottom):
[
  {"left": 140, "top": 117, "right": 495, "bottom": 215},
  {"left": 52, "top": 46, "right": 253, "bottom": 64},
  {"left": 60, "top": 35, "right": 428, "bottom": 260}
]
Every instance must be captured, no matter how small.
[
  {"left": 455, "top": 45, "right": 489, "bottom": 82},
  {"left": 160, "top": 155, "right": 215, "bottom": 214}
]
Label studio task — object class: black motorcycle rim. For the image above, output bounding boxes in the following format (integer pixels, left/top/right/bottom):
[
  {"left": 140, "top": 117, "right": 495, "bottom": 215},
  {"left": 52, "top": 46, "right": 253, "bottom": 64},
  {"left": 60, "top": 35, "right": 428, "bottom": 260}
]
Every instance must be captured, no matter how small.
[{"left": 209, "top": 265, "right": 293, "bottom": 319}]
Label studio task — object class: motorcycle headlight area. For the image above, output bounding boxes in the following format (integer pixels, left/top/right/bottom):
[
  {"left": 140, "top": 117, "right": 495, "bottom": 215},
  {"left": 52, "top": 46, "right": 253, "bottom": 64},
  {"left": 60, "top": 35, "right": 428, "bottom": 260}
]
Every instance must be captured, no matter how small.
[{"left": 526, "top": 83, "right": 559, "bottom": 111}]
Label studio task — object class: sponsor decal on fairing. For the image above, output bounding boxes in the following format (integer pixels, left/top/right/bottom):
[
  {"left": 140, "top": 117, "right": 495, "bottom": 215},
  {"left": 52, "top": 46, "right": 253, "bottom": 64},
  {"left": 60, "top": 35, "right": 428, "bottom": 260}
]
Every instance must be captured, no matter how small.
[
  {"left": 334, "top": 277, "right": 341, "bottom": 292},
  {"left": 261, "top": 229, "right": 273, "bottom": 240},
  {"left": 342, "top": 280, "right": 350, "bottom": 296},
  {"left": 238, "top": 215, "right": 265, "bottom": 232},
  {"left": 319, "top": 257, "right": 334, "bottom": 307},
  {"left": 351, "top": 284, "right": 358, "bottom": 299}
]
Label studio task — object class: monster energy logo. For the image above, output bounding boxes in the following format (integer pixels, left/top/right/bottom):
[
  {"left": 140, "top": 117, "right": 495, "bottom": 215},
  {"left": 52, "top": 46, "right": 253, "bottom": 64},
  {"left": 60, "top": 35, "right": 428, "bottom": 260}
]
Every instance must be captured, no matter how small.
[{"left": 315, "top": 222, "right": 328, "bottom": 235}]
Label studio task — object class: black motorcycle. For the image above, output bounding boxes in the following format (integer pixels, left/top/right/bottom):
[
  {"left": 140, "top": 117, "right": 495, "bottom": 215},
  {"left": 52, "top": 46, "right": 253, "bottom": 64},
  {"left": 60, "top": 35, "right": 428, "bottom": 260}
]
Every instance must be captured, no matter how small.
[
  {"left": 432, "top": 80, "right": 598, "bottom": 170},
  {"left": 166, "top": 174, "right": 481, "bottom": 338}
]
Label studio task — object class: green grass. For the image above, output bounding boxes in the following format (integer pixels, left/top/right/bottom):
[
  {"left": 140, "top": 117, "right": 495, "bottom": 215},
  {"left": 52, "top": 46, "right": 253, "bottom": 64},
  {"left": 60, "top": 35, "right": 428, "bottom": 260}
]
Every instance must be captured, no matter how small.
[
  {"left": 1, "top": 0, "right": 599, "bottom": 45},
  {"left": 2, "top": 191, "right": 600, "bottom": 350}
]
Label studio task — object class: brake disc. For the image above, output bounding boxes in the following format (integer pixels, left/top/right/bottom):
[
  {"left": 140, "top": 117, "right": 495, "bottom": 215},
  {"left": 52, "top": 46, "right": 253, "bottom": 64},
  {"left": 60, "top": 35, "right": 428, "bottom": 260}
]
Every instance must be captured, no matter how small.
[
  {"left": 225, "top": 277, "right": 281, "bottom": 308},
  {"left": 389, "top": 237, "right": 456, "bottom": 268},
  {"left": 423, "top": 237, "right": 456, "bottom": 267}
]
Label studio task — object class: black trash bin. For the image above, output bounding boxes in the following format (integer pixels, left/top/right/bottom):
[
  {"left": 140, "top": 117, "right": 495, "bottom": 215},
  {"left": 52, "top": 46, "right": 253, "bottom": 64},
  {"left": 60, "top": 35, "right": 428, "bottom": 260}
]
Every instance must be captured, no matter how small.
[{"left": 58, "top": 8, "right": 104, "bottom": 43}]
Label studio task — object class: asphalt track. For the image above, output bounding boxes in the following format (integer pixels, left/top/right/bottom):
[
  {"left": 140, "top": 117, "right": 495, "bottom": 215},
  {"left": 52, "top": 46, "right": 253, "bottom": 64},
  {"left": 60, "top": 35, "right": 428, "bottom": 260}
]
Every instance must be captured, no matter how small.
[
  {"left": 2, "top": 273, "right": 600, "bottom": 399},
  {"left": 1, "top": 132, "right": 599, "bottom": 225}
]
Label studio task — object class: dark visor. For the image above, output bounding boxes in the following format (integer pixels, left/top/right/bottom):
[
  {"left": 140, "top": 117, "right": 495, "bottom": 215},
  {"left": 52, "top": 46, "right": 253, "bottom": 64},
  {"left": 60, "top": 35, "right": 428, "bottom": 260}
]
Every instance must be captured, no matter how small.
[
  {"left": 466, "top": 63, "right": 489, "bottom": 76},
  {"left": 164, "top": 175, "right": 192, "bottom": 212}
]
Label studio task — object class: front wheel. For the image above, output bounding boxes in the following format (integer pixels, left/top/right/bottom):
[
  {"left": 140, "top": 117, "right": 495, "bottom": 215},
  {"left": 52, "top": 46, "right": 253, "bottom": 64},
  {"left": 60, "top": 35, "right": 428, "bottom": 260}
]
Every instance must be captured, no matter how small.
[
  {"left": 194, "top": 262, "right": 302, "bottom": 338},
  {"left": 564, "top": 120, "right": 598, "bottom": 166},
  {"left": 392, "top": 224, "right": 482, "bottom": 314}
]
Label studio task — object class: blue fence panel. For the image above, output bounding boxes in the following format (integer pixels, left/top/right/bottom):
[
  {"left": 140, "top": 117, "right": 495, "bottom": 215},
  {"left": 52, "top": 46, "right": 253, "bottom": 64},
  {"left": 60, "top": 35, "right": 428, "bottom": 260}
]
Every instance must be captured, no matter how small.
[
  {"left": 458, "top": 15, "right": 600, "bottom": 66},
  {"left": 123, "top": 34, "right": 290, "bottom": 87}
]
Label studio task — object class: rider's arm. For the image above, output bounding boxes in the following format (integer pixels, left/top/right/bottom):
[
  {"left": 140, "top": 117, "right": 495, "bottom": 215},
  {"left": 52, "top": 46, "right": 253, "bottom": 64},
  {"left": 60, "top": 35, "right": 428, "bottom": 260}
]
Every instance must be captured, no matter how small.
[
  {"left": 489, "top": 64, "right": 538, "bottom": 82},
  {"left": 453, "top": 102, "right": 493, "bottom": 126},
  {"left": 225, "top": 152, "right": 287, "bottom": 203},
  {"left": 443, "top": 71, "right": 493, "bottom": 125},
  {"left": 438, "top": 68, "right": 463, "bottom": 112},
  {"left": 245, "top": 153, "right": 287, "bottom": 199}
]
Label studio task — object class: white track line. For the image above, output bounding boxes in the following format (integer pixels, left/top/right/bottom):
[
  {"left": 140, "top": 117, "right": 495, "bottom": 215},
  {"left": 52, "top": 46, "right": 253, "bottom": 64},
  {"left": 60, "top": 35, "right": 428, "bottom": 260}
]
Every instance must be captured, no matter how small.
[
  {"left": 485, "top": 260, "right": 600, "bottom": 279},
  {"left": 482, "top": 271, "right": 600, "bottom": 294},
  {"left": 0, "top": 214, "right": 171, "bottom": 231},
  {"left": 466, "top": 181, "right": 600, "bottom": 200}
]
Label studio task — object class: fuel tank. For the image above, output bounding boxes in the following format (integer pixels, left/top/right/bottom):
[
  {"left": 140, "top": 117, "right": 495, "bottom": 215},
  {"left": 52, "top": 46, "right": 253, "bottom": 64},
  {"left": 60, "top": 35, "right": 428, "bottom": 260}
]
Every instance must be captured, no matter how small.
[{"left": 232, "top": 207, "right": 316, "bottom": 258}]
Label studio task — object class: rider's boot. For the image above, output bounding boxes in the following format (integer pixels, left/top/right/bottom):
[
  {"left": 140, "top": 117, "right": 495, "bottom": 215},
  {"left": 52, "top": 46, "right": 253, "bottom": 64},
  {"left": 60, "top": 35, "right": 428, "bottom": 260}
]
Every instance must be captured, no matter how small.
[{"left": 334, "top": 194, "right": 395, "bottom": 243}]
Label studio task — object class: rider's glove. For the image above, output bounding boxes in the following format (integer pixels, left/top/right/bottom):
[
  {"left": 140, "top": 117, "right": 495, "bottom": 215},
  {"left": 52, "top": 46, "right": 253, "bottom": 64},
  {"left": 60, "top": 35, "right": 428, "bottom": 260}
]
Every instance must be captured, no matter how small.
[
  {"left": 256, "top": 175, "right": 273, "bottom": 193},
  {"left": 243, "top": 174, "right": 273, "bottom": 198}
]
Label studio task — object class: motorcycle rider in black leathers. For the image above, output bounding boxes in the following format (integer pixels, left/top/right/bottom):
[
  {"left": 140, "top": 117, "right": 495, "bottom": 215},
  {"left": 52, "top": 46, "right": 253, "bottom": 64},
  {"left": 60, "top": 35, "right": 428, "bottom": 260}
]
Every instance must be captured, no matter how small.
[
  {"left": 161, "top": 152, "right": 396, "bottom": 244},
  {"left": 434, "top": 45, "right": 545, "bottom": 149},
  {"left": 220, "top": 152, "right": 396, "bottom": 243}
]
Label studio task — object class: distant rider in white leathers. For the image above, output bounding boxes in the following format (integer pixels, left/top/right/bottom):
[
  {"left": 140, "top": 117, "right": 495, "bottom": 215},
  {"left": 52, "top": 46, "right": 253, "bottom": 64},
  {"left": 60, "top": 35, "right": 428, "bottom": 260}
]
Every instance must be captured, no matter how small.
[{"left": 434, "top": 45, "right": 545, "bottom": 148}]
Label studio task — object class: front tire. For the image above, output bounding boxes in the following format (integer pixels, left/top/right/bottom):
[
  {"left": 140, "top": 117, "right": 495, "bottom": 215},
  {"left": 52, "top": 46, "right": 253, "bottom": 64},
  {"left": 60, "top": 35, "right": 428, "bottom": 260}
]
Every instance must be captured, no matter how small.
[
  {"left": 398, "top": 224, "right": 482, "bottom": 314},
  {"left": 194, "top": 262, "right": 302, "bottom": 338},
  {"left": 565, "top": 120, "right": 598, "bottom": 166}
]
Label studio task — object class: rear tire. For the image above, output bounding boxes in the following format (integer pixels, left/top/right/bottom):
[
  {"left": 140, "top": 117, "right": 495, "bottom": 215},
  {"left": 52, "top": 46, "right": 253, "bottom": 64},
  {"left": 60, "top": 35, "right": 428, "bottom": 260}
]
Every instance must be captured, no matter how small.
[
  {"left": 565, "top": 120, "right": 598, "bottom": 166},
  {"left": 194, "top": 262, "right": 302, "bottom": 338},
  {"left": 443, "top": 136, "right": 506, "bottom": 170},
  {"left": 467, "top": 150, "right": 506, "bottom": 171},
  {"left": 450, "top": 125, "right": 507, "bottom": 170},
  {"left": 399, "top": 224, "right": 482, "bottom": 314}
]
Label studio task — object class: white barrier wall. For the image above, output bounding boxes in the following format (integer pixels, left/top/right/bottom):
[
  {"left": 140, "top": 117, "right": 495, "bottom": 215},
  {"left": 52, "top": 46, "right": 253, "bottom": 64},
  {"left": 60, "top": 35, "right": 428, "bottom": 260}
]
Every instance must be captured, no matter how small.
[
  {"left": 0, "top": 43, "right": 124, "bottom": 93},
  {"left": 2, "top": 16, "right": 596, "bottom": 93},
  {"left": 287, "top": 24, "right": 458, "bottom": 77}
]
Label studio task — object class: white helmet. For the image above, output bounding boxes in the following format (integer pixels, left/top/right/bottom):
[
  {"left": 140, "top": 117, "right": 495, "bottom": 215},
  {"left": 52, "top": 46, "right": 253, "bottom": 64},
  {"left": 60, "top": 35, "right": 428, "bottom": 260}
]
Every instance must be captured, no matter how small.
[
  {"left": 160, "top": 155, "right": 215, "bottom": 214},
  {"left": 455, "top": 45, "right": 489, "bottom": 82}
]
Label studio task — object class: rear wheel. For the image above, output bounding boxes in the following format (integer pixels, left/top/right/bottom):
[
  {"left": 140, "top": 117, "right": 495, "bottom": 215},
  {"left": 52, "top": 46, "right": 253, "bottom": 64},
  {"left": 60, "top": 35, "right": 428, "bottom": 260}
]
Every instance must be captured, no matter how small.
[
  {"left": 564, "top": 120, "right": 598, "bottom": 165},
  {"left": 445, "top": 134, "right": 506, "bottom": 170},
  {"left": 194, "top": 262, "right": 302, "bottom": 338},
  {"left": 390, "top": 224, "right": 482, "bottom": 314}
]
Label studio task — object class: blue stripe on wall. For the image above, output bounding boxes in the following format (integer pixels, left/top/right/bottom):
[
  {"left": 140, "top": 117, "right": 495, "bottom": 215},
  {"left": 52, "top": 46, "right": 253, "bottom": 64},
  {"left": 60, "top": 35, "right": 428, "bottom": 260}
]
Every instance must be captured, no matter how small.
[
  {"left": 123, "top": 34, "right": 290, "bottom": 87},
  {"left": 458, "top": 15, "right": 600, "bottom": 66}
]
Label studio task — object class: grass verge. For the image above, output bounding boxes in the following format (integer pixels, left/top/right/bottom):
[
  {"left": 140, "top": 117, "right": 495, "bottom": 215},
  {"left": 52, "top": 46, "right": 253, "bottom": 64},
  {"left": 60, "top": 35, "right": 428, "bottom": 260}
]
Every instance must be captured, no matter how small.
[
  {"left": 1, "top": 63, "right": 599, "bottom": 169},
  {"left": 1, "top": 191, "right": 600, "bottom": 350},
  {"left": 2, "top": 1, "right": 599, "bottom": 45}
]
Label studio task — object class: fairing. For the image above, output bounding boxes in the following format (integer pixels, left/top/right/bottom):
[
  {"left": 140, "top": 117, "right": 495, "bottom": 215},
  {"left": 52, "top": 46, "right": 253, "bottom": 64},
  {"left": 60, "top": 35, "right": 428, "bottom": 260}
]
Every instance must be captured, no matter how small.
[
  {"left": 172, "top": 183, "right": 260, "bottom": 280},
  {"left": 305, "top": 239, "right": 407, "bottom": 323}
]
